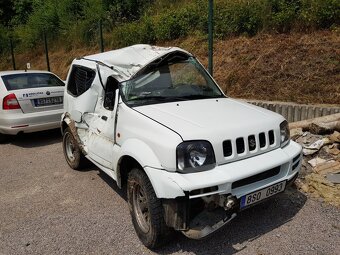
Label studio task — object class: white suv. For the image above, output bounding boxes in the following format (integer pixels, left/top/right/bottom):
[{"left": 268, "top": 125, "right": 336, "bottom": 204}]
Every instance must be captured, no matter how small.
[{"left": 61, "top": 45, "right": 302, "bottom": 248}]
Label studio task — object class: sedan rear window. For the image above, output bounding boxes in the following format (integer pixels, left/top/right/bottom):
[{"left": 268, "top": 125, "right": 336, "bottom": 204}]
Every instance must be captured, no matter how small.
[{"left": 1, "top": 73, "right": 64, "bottom": 91}]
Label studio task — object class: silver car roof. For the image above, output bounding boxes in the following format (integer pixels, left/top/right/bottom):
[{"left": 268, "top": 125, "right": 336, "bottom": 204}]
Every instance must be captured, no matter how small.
[{"left": 0, "top": 70, "right": 54, "bottom": 76}]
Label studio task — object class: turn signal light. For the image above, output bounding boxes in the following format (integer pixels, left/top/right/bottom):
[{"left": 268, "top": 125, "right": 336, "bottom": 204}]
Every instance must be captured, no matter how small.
[{"left": 3, "top": 93, "right": 21, "bottom": 110}]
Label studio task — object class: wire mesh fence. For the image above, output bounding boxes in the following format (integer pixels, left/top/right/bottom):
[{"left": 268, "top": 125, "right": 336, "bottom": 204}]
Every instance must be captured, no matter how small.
[{"left": 3, "top": 26, "right": 212, "bottom": 81}]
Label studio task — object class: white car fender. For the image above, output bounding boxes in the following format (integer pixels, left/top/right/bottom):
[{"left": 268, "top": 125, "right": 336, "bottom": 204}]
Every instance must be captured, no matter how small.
[
  {"left": 116, "top": 138, "right": 163, "bottom": 170},
  {"left": 115, "top": 138, "right": 186, "bottom": 198},
  {"left": 144, "top": 167, "right": 186, "bottom": 198}
]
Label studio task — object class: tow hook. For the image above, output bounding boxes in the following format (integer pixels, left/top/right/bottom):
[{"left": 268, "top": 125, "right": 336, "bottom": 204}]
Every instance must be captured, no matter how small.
[{"left": 224, "top": 195, "right": 237, "bottom": 210}]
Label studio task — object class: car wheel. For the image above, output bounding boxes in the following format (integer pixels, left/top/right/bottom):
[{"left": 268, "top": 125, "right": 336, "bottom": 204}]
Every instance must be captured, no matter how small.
[
  {"left": 127, "top": 168, "right": 172, "bottom": 248},
  {"left": 62, "top": 127, "right": 87, "bottom": 170}
]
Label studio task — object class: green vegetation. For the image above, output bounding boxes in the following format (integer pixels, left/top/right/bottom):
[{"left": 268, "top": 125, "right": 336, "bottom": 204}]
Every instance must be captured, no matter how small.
[{"left": 0, "top": 0, "right": 339, "bottom": 54}]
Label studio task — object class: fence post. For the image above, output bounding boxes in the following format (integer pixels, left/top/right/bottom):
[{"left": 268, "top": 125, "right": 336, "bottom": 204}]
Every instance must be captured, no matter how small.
[
  {"left": 43, "top": 31, "right": 50, "bottom": 72},
  {"left": 99, "top": 19, "right": 104, "bottom": 52},
  {"left": 10, "top": 37, "right": 16, "bottom": 70},
  {"left": 208, "top": 0, "right": 214, "bottom": 76}
]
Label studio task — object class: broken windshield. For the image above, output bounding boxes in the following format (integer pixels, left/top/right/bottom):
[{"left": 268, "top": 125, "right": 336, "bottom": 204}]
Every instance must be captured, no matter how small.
[{"left": 120, "top": 56, "right": 224, "bottom": 106}]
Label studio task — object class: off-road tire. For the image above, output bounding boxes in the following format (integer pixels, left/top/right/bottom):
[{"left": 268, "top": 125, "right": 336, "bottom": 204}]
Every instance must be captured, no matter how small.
[
  {"left": 62, "top": 127, "right": 87, "bottom": 170},
  {"left": 127, "top": 168, "right": 172, "bottom": 249}
]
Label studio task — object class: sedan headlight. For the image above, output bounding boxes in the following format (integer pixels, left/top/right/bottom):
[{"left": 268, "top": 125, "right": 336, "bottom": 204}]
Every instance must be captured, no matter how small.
[
  {"left": 280, "top": 120, "right": 290, "bottom": 147},
  {"left": 176, "top": 141, "right": 216, "bottom": 172}
]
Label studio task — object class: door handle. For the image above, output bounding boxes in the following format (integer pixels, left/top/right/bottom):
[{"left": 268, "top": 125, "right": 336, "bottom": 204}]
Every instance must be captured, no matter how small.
[{"left": 101, "top": 115, "right": 108, "bottom": 121}]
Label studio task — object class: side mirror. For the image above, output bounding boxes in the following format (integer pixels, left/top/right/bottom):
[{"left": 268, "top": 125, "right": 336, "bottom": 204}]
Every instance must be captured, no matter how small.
[{"left": 104, "top": 76, "right": 119, "bottom": 111}]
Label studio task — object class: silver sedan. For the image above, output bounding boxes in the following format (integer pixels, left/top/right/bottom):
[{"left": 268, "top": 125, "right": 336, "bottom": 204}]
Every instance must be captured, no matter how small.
[{"left": 0, "top": 70, "right": 64, "bottom": 142}]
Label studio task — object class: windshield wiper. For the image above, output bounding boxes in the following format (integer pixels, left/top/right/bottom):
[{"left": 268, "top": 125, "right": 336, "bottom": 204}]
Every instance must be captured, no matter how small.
[
  {"left": 128, "top": 94, "right": 224, "bottom": 105},
  {"left": 177, "top": 95, "right": 224, "bottom": 100},
  {"left": 129, "top": 96, "right": 170, "bottom": 101}
]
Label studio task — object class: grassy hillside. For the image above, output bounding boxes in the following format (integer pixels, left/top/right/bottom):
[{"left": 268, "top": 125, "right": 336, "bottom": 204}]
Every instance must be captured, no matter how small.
[
  {"left": 0, "top": 0, "right": 339, "bottom": 104},
  {"left": 1, "top": 30, "right": 338, "bottom": 105},
  {"left": 1, "top": 0, "right": 339, "bottom": 52}
]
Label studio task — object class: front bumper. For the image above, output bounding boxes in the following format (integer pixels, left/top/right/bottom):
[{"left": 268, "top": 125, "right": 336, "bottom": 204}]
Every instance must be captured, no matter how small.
[
  {"left": 145, "top": 140, "right": 302, "bottom": 199},
  {"left": 145, "top": 141, "right": 302, "bottom": 238}
]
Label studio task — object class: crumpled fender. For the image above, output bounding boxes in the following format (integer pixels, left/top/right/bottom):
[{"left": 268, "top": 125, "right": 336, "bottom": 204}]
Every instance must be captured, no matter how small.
[{"left": 61, "top": 112, "right": 87, "bottom": 155}]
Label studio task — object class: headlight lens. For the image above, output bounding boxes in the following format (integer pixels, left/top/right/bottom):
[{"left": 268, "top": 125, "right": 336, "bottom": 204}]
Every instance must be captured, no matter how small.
[
  {"left": 280, "top": 120, "right": 290, "bottom": 147},
  {"left": 176, "top": 141, "right": 216, "bottom": 172}
]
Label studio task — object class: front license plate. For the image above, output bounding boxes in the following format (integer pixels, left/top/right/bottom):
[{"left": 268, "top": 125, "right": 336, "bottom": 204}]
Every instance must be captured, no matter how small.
[
  {"left": 34, "top": 96, "right": 63, "bottom": 106},
  {"left": 240, "top": 181, "right": 286, "bottom": 208}
]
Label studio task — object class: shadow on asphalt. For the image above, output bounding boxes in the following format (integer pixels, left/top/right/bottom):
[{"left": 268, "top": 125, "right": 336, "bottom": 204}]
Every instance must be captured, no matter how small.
[
  {"left": 2, "top": 129, "right": 62, "bottom": 148},
  {"left": 159, "top": 186, "right": 307, "bottom": 255},
  {"left": 97, "top": 170, "right": 128, "bottom": 200},
  {"left": 97, "top": 168, "right": 307, "bottom": 255}
]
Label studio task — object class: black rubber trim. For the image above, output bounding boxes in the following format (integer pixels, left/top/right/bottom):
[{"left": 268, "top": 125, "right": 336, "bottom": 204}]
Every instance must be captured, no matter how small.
[
  {"left": 232, "top": 166, "right": 281, "bottom": 189},
  {"left": 293, "top": 154, "right": 300, "bottom": 163},
  {"left": 292, "top": 161, "right": 300, "bottom": 170}
]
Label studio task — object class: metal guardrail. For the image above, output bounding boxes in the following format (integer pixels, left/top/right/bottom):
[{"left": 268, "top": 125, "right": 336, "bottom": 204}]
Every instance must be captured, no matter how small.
[{"left": 246, "top": 100, "right": 340, "bottom": 123}]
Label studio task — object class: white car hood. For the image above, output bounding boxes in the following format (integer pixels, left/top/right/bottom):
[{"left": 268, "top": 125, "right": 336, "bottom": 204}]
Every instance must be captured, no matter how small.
[{"left": 134, "top": 98, "right": 284, "bottom": 141}]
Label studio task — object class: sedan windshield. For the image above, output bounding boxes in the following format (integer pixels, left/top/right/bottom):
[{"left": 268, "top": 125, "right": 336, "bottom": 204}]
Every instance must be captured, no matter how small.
[{"left": 120, "top": 56, "right": 224, "bottom": 106}]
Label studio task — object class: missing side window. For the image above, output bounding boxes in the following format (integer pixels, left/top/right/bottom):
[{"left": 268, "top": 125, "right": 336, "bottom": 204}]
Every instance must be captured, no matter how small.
[{"left": 67, "top": 65, "right": 96, "bottom": 97}]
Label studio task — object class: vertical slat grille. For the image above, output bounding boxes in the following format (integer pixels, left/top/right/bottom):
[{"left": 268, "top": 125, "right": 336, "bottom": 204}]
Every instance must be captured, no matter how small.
[
  {"left": 269, "top": 130, "right": 275, "bottom": 145},
  {"left": 259, "top": 132, "right": 266, "bottom": 148},
  {"left": 248, "top": 135, "right": 256, "bottom": 151},
  {"left": 223, "top": 130, "right": 276, "bottom": 158},
  {"left": 223, "top": 140, "right": 232, "bottom": 157},
  {"left": 236, "top": 138, "right": 245, "bottom": 154}
]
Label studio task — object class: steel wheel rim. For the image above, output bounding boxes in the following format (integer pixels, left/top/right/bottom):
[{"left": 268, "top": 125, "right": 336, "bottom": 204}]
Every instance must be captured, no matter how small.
[
  {"left": 65, "top": 133, "right": 76, "bottom": 162},
  {"left": 132, "top": 183, "right": 150, "bottom": 233}
]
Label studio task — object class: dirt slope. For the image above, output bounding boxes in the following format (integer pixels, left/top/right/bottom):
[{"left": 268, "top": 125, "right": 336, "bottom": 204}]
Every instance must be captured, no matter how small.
[
  {"left": 1, "top": 30, "right": 339, "bottom": 104},
  {"left": 212, "top": 31, "right": 340, "bottom": 105}
]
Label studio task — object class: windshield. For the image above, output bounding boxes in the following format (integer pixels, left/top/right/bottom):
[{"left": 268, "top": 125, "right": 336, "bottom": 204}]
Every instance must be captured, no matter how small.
[{"left": 120, "top": 56, "right": 224, "bottom": 106}]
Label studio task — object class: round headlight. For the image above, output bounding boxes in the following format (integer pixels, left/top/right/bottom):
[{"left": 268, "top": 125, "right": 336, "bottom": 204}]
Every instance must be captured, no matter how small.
[
  {"left": 188, "top": 144, "right": 208, "bottom": 167},
  {"left": 176, "top": 141, "right": 216, "bottom": 172}
]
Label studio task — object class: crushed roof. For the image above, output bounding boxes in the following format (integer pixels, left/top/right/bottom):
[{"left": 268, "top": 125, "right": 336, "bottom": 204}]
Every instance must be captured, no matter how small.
[{"left": 82, "top": 44, "right": 191, "bottom": 80}]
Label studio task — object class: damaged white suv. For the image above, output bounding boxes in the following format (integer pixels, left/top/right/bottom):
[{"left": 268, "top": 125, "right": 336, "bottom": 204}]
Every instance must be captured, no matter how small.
[{"left": 61, "top": 45, "right": 302, "bottom": 248}]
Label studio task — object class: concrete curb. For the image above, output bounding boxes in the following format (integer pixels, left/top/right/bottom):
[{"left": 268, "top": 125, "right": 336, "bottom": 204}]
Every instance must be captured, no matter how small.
[{"left": 245, "top": 99, "right": 340, "bottom": 122}]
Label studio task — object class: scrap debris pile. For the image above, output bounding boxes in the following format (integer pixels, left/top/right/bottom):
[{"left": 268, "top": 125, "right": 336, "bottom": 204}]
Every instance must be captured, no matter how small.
[{"left": 290, "top": 113, "right": 340, "bottom": 207}]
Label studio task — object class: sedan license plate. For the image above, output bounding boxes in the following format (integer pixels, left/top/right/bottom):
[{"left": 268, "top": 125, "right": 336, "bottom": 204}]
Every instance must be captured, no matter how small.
[
  {"left": 240, "top": 181, "right": 286, "bottom": 208},
  {"left": 34, "top": 96, "right": 63, "bottom": 106}
]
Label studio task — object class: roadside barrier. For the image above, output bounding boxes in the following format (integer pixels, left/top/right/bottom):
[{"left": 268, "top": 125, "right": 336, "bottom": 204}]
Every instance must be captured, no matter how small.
[{"left": 245, "top": 99, "right": 340, "bottom": 123}]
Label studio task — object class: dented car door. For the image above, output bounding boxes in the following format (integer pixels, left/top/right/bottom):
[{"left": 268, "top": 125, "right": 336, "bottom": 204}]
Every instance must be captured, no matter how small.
[{"left": 87, "top": 76, "right": 120, "bottom": 169}]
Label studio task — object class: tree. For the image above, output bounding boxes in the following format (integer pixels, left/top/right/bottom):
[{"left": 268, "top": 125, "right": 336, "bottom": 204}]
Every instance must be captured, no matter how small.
[{"left": 0, "top": 0, "right": 14, "bottom": 26}]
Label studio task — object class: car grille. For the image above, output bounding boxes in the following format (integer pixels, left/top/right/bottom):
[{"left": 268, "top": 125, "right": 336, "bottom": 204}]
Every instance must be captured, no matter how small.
[{"left": 223, "top": 130, "right": 275, "bottom": 158}]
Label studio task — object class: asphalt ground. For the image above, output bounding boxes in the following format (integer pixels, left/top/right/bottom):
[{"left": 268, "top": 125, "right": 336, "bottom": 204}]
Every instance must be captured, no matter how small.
[{"left": 0, "top": 129, "right": 339, "bottom": 255}]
